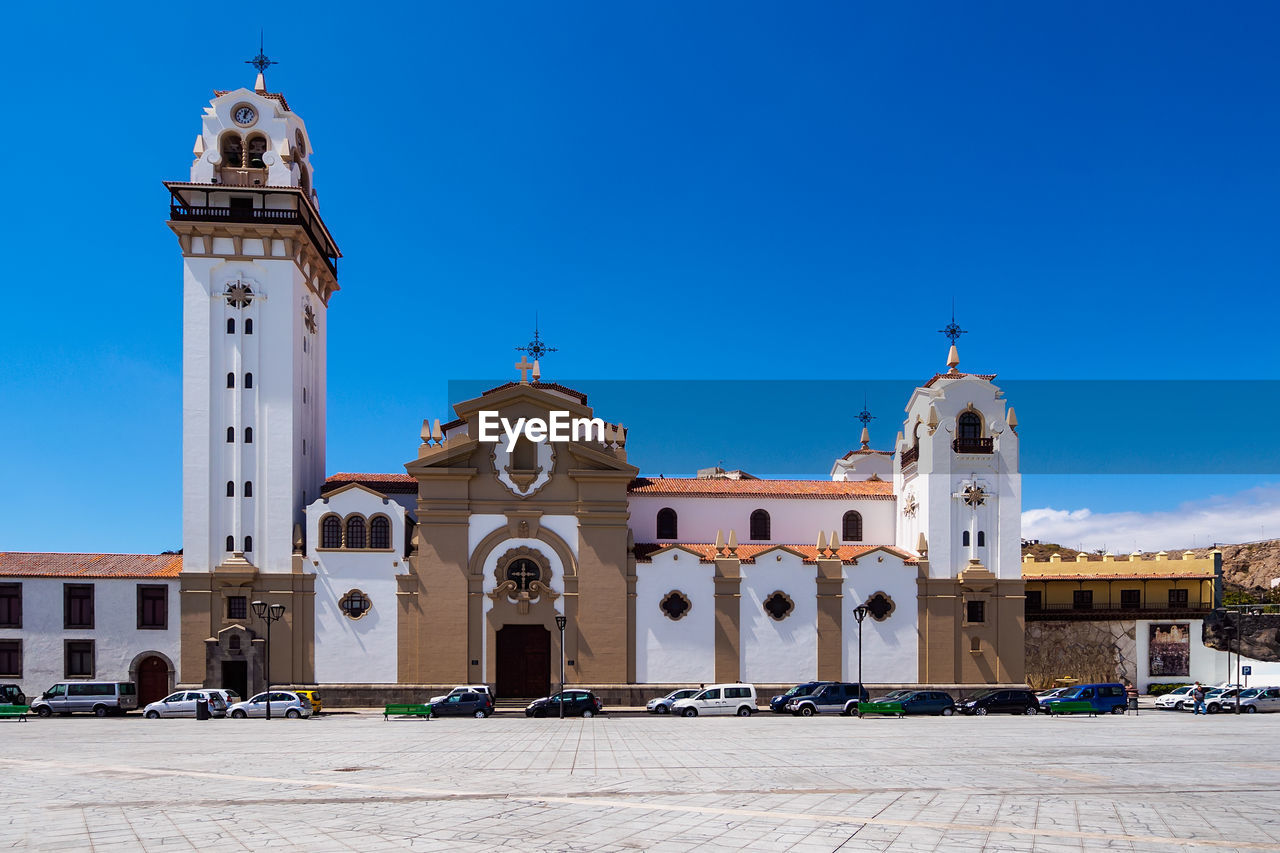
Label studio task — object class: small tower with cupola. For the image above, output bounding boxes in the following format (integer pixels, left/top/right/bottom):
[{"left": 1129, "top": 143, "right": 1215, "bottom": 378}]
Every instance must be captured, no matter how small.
[
  {"left": 895, "top": 321, "right": 1024, "bottom": 684},
  {"left": 168, "top": 51, "right": 338, "bottom": 690}
]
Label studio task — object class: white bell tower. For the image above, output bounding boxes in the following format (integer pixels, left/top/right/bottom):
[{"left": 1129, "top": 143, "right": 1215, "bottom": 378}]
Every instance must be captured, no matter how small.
[{"left": 168, "top": 58, "right": 340, "bottom": 576}]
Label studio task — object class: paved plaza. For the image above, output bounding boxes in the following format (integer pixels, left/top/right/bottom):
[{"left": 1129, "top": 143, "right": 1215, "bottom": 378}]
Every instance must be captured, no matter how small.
[{"left": 3, "top": 710, "right": 1280, "bottom": 852}]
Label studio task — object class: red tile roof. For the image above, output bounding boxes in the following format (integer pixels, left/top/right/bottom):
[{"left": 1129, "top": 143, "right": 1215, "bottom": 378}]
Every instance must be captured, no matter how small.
[
  {"left": 922, "top": 372, "right": 997, "bottom": 388},
  {"left": 635, "top": 543, "right": 918, "bottom": 564},
  {"left": 0, "top": 553, "right": 183, "bottom": 578},
  {"left": 628, "top": 477, "right": 894, "bottom": 499},
  {"left": 478, "top": 381, "right": 589, "bottom": 405},
  {"left": 213, "top": 89, "right": 292, "bottom": 112},
  {"left": 840, "top": 448, "right": 892, "bottom": 459},
  {"left": 324, "top": 473, "right": 417, "bottom": 494}
]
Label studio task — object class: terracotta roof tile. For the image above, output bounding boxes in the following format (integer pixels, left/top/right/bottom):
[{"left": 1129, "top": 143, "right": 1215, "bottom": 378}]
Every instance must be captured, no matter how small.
[
  {"left": 635, "top": 543, "right": 918, "bottom": 564},
  {"left": 213, "top": 89, "right": 291, "bottom": 112},
  {"left": 478, "top": 381, "right": 589, "bottom": 405},
  {"left": 324, "top": 473, "right": 417, "bottom": 494},
  {"left": 922, "top": 372, "right": 997, "bottom": 388},
  {"left": 840, "top": 448, "right": 892, "bottom": 459},
  {"left": 628, "top": 477, "right": 894, "bottom": 499},
  {"left": 0, "top": 552, "right": 183, "bottom": 578}
]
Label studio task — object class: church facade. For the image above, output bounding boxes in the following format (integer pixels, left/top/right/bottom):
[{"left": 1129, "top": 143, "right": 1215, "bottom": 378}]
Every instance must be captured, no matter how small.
[{"left": 170, "top": 73, "right": 1025, "bottom": 701}]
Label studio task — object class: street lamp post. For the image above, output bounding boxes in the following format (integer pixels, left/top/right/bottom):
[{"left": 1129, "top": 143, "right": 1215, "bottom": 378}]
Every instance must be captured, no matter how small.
[
  {"left": 555, "top": 615, "right": 567, "bottom": 720},
  {"left": 251, "top": 600, "right": 286, "bottom": 720},
  {"left": 852, "top": 604, "right": 870, "bottom": 718}
]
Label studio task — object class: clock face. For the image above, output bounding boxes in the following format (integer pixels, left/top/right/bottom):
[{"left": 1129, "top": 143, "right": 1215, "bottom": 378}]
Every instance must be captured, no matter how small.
[{"left": 233, "top": 105, "right": 257, "bottom": 126}]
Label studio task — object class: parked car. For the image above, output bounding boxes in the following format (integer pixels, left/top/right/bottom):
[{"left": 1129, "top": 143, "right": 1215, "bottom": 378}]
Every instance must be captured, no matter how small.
[
  {"left": 30, "top": 681, "right": 138, "bottom": 717},
  {"left": 786, "top": 682, "right": 868, "bottom": 716},
  {"left": 1205, "top": 688, "right": 1248, "bottom": 714},
  {"left": 143, "top": 690, "right": 228, "bottom": 719},
  {"left": 646, "top": 688, "right": 701, "bottom": 714},
  {"left": 1154, "top": 686, "right": 1195, "bottom": 711},
  {"left": 1237, "top": 686, "right": 1280, "bottom": 713},
  {"left": 673, "top": 683, "right": 758, "bottom": 717},
  {"left": 876, "top": 689, "right": 916, "bottom": 702},
  {"left": 226, "top": 691, "right": 312, "bottom": 719},
  {"left": 431, "top": 690, "right": 494, "bottom": 718},
  {"left": 288, "top": 688, "right": 323, "bottom": 715},
  {"left": 1036, "top": 687, "right": 1070, "bottom": 700},
  {"left": 207, "top": 689, "right": 241, "bottom": 708},
  {"left": 525, "top": 689, "right": 603, "bottom": 718},
  {"left": 768, "top": 681, "right": 833, "bottom": 713},
  {"left": 429, "top": 684, "right": 492, "bottom": 704},
  {"left": 0, "top": 684, "right": 25, "bottom": 705},
  {"left": 1040, "top": 683, "right": 1127, "bottom": 715},
  {"left": 958, "top": 689, "right": 1040, "bottom": 716},
  {"left": 872, "top": 690, "right": 957, "bottom": 716}
]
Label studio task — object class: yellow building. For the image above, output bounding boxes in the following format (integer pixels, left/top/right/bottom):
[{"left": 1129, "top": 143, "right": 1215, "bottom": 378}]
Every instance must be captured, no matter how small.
[{"left": 1022, "top": 551, "right": 1221, "bottom": 618}]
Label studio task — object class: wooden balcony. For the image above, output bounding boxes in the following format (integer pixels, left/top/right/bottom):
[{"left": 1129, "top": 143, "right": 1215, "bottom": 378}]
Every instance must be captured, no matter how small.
[
  {"left": 952, "top": 436, "right": 994, "bottom": 454},
  {"left": 900, "top": 445, "right": 919, "bottom": 466}
]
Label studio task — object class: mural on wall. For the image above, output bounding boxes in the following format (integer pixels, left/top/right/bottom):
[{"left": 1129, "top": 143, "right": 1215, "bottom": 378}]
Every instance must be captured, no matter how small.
[
  {"left": 1149, "top": 623, "right": 1191, "bottom": 677},
  {"left": 1024, "top": 621, "right": 1136, "bottom": 689}
]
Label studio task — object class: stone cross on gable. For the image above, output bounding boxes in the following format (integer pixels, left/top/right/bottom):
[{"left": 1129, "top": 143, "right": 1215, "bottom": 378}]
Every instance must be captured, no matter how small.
[{"left": 515, "top": 356, "right": 534, "bottom": 383}]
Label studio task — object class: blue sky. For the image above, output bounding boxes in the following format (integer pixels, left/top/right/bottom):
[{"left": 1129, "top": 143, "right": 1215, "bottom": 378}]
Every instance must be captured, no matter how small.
[{"left": 1, "top": 2, "right": 1278, "bottom": 553}]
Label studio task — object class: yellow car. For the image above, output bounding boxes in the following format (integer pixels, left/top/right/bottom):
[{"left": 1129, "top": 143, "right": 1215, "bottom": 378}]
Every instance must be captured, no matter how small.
[{"left": 288, "top": 688, "right": 322, "bottom": 715}]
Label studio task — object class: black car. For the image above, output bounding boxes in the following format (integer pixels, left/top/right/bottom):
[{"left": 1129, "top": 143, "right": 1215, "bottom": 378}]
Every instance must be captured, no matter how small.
[
  {"left": 525, "top": 689, "right": 603, "bottom": 718},
  {"left": 0, "top": 684, "right": 25, "bottom": 706},
  {"left": 958, "top": 689, "right": 1040, "bottom": 716},
  {"left": 432, "top": 691, "right": 494, "bottom": 718},
  {"left": 872, "top": 690, "right": 957, "bottom": 716},
  {"left": 769, "top": 681, "right": 834, "bottom": 713}
]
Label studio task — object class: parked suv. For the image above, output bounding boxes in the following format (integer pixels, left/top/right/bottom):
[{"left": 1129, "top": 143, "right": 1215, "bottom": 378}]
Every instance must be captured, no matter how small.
[
  {"left": 143, "top": 690, "right": 228, "bottom": 719},
  {"left": 958, "top": 689, "right": 1040, "bottom": 716},
  {"left": 0, "top": 684, "right": 25, "bottom": 706},
  {"left": 525, "top": 689, "right": 603, "bottom": 718},
  {"left": 786, "top": 682, "right": 868, "bottom": 716},
  {"left": 768, "top": 681, "right": 833, "bottom": 713},
  {"left": 429, "top": 685, "right": 492, "bottom": 705},
  {"left": 673, "top": 684, "right": 758, "bottom": 717},
  {"left": 1040, "top": 683, "right": 1127, "bottom": 715},
  {"left": 432, "top": 690, "right": 494, "bottom": 718},
  {"left": 30, "top": 682, "right": 138, "bottom": 717}
]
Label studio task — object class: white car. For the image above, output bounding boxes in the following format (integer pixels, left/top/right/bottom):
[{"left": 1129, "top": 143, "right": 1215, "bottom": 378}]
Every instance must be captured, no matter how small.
[
  {"left": 1154, "top": 686, "right": 1195, "bottom": 710},
  {"left": 428, "top": 685, "right": 492, "bottom": 704},
  {"left": 646, "top": 688, "right": 700, "bottom": 714},
  {"left": 226, "top": 691, "right": 312, "bottom": 719},
  {"left": 143, "top": 690, "right": 228, "bottom": 719},
  {"left": 672, "top": 683, "right": 757, "bottom": 717}
]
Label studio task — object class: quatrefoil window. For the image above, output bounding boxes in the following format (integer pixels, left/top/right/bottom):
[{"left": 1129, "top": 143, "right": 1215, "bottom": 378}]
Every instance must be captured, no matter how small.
[
  {"left": 763, "top": 591, "right": 794, "bottom": 621},
  {"left": 660, "top": 590, "right": 691, "bottom": 621},
  {"left": 864, "top": 592, "right": 895, "bottom": 622}
]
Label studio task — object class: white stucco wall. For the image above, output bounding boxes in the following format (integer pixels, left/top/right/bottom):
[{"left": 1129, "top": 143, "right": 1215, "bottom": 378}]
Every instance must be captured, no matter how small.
[
  {"left": 628, "top": 496, "right": 895, "bottom": 547},
  {"left": 1137, "top": 619, "right": 1280, "bottom": 688},
  {"left": 0, "top": 577, "right": 179, "bottom": 699},
  {"left": 634, "top": 550, "right": 715, "bottom": 683},
  {"left": 843, "top": 551, "right": 919, "bottom": 683},
  {"left": 740, "top": 549, "right": 817, "bottom": 683}
]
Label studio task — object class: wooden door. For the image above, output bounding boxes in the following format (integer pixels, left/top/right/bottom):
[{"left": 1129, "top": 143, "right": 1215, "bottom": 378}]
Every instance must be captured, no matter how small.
[
  {"left": 496, "top": 625, "right": 550, "bottom": 698},
  {"left": 137, "top": 656, "right": 169, "bottom": 706}
]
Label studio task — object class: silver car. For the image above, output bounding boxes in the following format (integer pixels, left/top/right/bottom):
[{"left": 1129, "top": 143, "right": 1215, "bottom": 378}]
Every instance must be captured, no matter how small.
[
  {"left": 143, "top": 690, "right": 228, "bottom": 719},
  {"left": 226, "top": 690, "right": 312, "bottom": 719},
  {"left": 646, "top": 688, "right": 700, "bottom": 714}
]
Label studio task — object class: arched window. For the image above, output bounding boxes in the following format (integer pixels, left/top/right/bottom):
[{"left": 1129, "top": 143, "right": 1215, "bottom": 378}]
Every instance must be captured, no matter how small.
[
  {"left": 369, "top": 516, "right": 391, "bottom": 549},
  {"left": 321, "top": 515, "right": 341, "bottom": 549},
  {"left": 226, "top": 481, "right": 234, "bottom": 497},
  {"left": 244, "top": 427, "right": 253, "bottom": 443},
  {"left": 656, "top": 508, "right": 678, "bottom": 539},
  {"left": 243, "top": 536, "right": 252, "bottom": 552},
  {"left": 977, "top": 530, "right": 986, "bottom": 547},
  {"left": 962, "top": 530, "right": 971, "bottom": 546},
  {"left": 226, "top": 427, "right": 235, "bottom": 443},
  {"left": 243, "top": 481, "right": 252, "bottom": 498},
  {"left": 842, "top": 510, "right": 863, "bottom": 542},
  {"left": 226, "top": 318, "right": 235, "bottom": 334},
  {"left": 246, "top": 134, "right": 267, "bottom": 168},
  {"left": 220, "top": 134, "right": 243, "bottom": 168},
  {"left": 244, "top": 319, "right": 253, "bottom": 334},
  {"left": 226, "top": 372, "right": 235, "bottom": 388},
  {"left": 345, "top": 516, "right": 366, "bottom": 549},
  {"left": 958, "top": 411, "right": 982, "bottom": 440},
  {"left": 225, "top": 535, "right": 235, "bottom": 551},
  {"left": 512, "top": 437, "right": 537, "bottom": 470},
  {"left": 750, "top": 509, "right": 771, "bottom": 541},
  {"left": 244, "top": 373, "right": 253, "bottom": 389}
]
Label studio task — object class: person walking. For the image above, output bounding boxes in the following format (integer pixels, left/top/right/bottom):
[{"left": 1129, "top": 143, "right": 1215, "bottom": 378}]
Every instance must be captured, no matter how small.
[
  {"left": 1124, "top": 680, "right": 1139, "bottom": 713},
  {"left": 1192, "top": 681, "right": 1206, "bottom": 715}
]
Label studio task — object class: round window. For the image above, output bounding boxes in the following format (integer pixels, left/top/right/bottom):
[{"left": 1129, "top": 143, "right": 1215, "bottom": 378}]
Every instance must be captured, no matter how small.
[{"left": 339, "top": 589, "right": 371, "bottom": 620}]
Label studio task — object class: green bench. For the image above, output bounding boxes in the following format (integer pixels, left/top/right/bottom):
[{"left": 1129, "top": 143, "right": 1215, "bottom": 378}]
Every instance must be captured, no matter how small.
[
  {"left": 0, "top": 705, "right": 29, "bottom": 722},
  {"left": 1046, "top": 701, "right": 1095, "bottom": 717},
  {"left": 383, "top": 703, "right": 432, "bottom": 720},
  {"left": 857, "top": 701, "right": 906, "bottom": 717}
]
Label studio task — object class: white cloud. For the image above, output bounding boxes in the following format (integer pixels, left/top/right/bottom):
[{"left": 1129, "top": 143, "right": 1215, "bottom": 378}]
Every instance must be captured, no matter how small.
[{"left": 1022, "top": 484, "right": 1280, "bottom": 552}]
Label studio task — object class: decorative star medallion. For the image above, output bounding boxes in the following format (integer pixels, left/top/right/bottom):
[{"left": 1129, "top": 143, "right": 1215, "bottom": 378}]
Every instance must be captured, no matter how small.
[
  {"left": 962, "top": 483, "right": 987, "bottom": 507},
  {"left": 303, "top": 303, "right": 317, "bottom": 334},
  {"left": 902, "top": 493, "right": 919, "bottom": 518},
  {"left": 224, "top": 281, "right": 254, "bottom": 308}
]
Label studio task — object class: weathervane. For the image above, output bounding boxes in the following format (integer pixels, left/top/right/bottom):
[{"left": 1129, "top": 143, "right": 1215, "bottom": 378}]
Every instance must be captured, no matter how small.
[
  {"left": 515, "top": 316, "right": 558, "bottom": 362},
  {"left": 855, "top": 395, "right": 876, "bottom": 428},
  {"left": 246, "top": 30, "right": 278, "bottom": 76},
  {"left": 938, "top": 302, "right": 967, "bottom": 346}
]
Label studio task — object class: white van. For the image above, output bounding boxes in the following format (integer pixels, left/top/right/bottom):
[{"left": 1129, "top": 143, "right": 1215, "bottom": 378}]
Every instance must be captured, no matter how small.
[
  {"left": 671, "top": 683, "right": 757, "bottom": 717},
  {"left": 30, "top": 682, "right": 139, "bottom": 717}
]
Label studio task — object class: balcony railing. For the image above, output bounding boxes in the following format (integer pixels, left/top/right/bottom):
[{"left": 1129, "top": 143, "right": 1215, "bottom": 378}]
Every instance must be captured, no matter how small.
[
  {"left": 900, "top": 445, "right": 919, "bottom": 466},
  {"left": 170, "top": 202, "right": 337, "bottom": 277},
  {"left": 1027, "top": 601, "right": 1208, "bottom": 614},
  {"left": 952, "top": 436, "right": 994, "bottom": 454}
]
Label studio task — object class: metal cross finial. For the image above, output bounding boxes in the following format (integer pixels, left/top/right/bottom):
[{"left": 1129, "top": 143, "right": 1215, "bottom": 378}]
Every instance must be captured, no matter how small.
[
  {"left": 246, "top": 31, "right": 278, "bottom": 76},
  {"left": 856, "top": 394, "right": 876, "bottom": 428},
  {"left": 939, "top": 301, "right": 967, "bottom": 345},
  {"left": 515, "top": 315, "right": 558, "bottom": 362}
]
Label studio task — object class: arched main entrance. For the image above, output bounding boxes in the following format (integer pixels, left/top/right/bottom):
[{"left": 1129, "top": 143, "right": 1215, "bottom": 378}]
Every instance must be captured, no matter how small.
[
  {"left": 496, "top": 625, "right": 550, "bottom": 698},
  {"left": 135, "top": 655, "right": 171, "bottom": 705}
]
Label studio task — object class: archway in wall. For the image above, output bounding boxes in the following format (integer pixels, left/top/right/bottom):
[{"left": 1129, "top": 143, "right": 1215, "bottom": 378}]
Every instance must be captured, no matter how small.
[
  {"left": 133, "top": 654, "right": 172, "bottom": 706},
  {"left": 496, "top": 625, "right": 550, "bottom": 699}
]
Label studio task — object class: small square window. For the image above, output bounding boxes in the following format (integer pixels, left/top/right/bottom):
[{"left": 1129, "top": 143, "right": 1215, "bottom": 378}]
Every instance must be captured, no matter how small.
[
  {"left": 966, "top": 600, "right": 985, "bottom": 624},
  {"left": 227, "top": 596, "right": 247, "bottom": 620}
]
